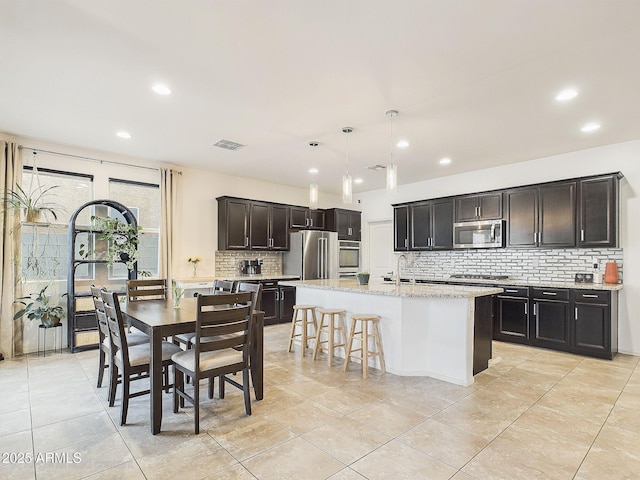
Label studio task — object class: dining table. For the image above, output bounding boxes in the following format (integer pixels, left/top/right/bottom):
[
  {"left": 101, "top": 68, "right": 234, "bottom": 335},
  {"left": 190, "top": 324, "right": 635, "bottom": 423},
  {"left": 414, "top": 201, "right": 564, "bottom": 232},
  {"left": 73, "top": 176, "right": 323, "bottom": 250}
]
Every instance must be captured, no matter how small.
[{"left": 120, "top": 295, "right": 264, "bottom": 434}]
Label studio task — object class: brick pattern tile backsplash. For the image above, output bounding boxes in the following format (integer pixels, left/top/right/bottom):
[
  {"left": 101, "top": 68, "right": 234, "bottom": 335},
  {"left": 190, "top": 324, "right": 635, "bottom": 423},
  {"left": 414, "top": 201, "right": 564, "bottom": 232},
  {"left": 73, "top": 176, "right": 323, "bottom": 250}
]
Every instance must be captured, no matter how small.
[
  {"left": 399, "top": 248, "right": 623, "bottom": 283},
  {"left": 215, "top": 251, "right": 282, "bottom": 277}
]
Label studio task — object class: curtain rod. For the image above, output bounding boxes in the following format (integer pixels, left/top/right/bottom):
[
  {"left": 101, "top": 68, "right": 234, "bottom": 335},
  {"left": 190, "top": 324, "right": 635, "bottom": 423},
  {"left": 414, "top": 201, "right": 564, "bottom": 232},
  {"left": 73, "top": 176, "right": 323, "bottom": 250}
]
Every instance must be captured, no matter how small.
[{"left": 18, "top": 145, "right": 182, "bottom": 174}]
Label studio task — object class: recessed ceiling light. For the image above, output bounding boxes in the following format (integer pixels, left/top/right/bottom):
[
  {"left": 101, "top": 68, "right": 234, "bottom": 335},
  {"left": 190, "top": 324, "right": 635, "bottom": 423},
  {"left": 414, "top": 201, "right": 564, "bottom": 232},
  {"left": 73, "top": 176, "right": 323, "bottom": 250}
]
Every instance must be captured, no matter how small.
[
  {"left": 439, "top": 157, "right": 451, "bottom": 165},
  {"left": 308, "top": 168, "right": 319, "bottom": 174},
  {"left": 581, "top": 122, "right": 601, "bottom": 133},
  {"left": 116, "top": 131, "right": 131, "bottom": 139},
  {"left": 152, "top": 84, "right": 171, "bottom": 95},
  {"left": 354, "top": 178, "right": 364, "bottom": 184},
  {"left": 396, "top": 140, "right": 410, "bottom": 148},
  {"left": 555, "top": 88, "right": 578, "bottom": 101}
]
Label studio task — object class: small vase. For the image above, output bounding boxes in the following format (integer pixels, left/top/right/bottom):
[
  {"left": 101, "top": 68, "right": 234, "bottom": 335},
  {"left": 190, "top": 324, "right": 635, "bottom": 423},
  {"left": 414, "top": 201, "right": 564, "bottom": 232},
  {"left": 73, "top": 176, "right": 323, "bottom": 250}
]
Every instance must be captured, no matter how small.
[
  {"left": 173, "top": 293, "right": 183, "bottom": 309},
  {"left": 604, "top": 262, "right": 619, "bottom": 284},
  {"left": 357, "top": 273, "right": 370, "bottom": 285},
  {"left": 192, "top": 263, "right": 198, "bottom": 278}
]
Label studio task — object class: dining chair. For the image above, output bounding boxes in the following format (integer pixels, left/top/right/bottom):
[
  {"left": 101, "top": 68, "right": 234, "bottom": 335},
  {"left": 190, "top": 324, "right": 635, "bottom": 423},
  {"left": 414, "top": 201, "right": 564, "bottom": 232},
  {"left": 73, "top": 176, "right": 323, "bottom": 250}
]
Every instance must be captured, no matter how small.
[
  {"left": 214, "top": 279, "right": 235, "bottom": 292},
  {"left": 172, "top": 292, "right": 253, "bottom": 434},
  {"left": 100, "top": 290, "right": 181, "bottom": 426},
  {"left": 234, "top": 282, "right": 262, "bottom": 316},
  {"left": 126, "top": 278, "right": 167, "bottom": 302},
  {"left": 90, "top": 285, "right": 148, "bottom": 392}
]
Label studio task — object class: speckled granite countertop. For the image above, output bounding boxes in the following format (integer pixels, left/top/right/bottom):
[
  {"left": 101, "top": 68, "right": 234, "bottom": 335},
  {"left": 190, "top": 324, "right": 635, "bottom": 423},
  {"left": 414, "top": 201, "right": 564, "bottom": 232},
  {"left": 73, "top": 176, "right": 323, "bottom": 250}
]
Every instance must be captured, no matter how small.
[
  {"left": 386, "top": 275, "right": 624, "bottom": 291},
  {"left": 279, "top": 279, "right": 503, "bottom": 299},
  {"left": 174, "top": 275, "right": 300, "bottom": 284}
]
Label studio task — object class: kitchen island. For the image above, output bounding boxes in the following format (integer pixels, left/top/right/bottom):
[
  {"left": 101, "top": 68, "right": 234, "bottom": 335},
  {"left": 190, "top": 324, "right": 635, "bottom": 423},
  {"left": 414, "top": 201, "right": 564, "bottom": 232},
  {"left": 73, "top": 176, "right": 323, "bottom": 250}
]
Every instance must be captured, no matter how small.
[{"left": 279, "top": 279, "right": 503, "bottom": 386}]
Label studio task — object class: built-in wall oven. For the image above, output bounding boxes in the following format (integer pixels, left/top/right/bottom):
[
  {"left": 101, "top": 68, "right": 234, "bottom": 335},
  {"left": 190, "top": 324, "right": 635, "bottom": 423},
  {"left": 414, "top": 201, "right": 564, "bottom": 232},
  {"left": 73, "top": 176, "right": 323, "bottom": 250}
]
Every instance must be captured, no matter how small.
[{"left": 338, "top": 240, "right": 361, "bottom": 278}]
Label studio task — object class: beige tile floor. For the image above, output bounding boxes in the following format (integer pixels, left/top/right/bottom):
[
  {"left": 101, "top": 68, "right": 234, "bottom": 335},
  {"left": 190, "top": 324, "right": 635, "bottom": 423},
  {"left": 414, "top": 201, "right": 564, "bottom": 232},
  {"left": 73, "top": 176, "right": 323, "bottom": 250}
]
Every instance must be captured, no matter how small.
[{"left": 1, "top": 323, "right": 639, "bottom": 479}]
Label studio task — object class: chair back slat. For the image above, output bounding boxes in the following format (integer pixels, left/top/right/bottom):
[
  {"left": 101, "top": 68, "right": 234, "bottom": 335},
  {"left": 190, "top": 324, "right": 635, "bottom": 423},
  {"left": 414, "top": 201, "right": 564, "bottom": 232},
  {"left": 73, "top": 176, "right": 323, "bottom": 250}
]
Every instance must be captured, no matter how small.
[
  {"left": 127, "top": 279, "right": 167, "bottom": 302},
  {"left": 213, "top": 279, "right": 235, "bottom": 292},
  {"left": 234, "top": 282, "right": 262, "bottom": 317},
  {"left": 100, "top": 290, "right": 130, "bottom": 366},
  {"left": 90, "top": 285, "right": 110, "bottom": 340}
]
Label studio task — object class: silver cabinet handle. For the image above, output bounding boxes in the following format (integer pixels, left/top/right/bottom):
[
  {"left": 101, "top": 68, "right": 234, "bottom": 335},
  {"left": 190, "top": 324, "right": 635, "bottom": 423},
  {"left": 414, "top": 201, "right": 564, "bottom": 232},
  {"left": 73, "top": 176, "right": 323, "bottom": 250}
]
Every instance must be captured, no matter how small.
[
  {"left": 524, "top": 303, "right": 528, "bottom": 315},
  {"left": 281, "top": 290, "right": 285, "bottom": 301},
  {"left": 582, "top": 294, "right": 598, "bottom": 298},
  {"left": 404, "top": 238, "right": 408, "bottom": 248},
  {"left": 575, "top": 307, "right": 578, "bottom": 320},
  {"left": 275, "top": 290, "right": 279, "bottom": 301},
  {"left": 244, "top": 236, "right": 249, "bottom": 247},
  {"left": 505, "top": 289, "right": 518, "bottom": 293},
  {"left": 533, "top": 303, "right": 537, "bottom": 316},
  {"left": 533, "top": 232, "right": 537, "bottom": 243},
  {"left": 348, "top": 227, "right": 352, "bottom": 236},
  {"left": 542, "top": 292, "right": 557, "bottom": 296},
  {"left": 581, "top": 229, "right": 585, "bottom": 242}
]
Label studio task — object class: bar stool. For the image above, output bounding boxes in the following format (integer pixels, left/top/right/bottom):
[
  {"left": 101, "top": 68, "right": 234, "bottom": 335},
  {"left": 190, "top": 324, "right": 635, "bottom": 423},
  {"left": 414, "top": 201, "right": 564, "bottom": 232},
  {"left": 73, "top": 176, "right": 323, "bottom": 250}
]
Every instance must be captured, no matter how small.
[
  {"left": 288, "top": 305, "right": 318, "bottom": 357},
  {"left": 344, "top": 314, "right": 386, "bottom": 378},
  {"left": 313, "top": 308, "right": 347, "bottom": 367}
]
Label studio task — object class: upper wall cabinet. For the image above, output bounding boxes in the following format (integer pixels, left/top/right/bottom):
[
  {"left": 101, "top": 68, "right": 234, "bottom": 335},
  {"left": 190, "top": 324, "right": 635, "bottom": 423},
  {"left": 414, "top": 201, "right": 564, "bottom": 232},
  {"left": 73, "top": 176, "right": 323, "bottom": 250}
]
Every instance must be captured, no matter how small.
[
  {"left": 326, "top": 208, "right": 361, "bottom": 240},
  {"left": 410, "top": 198, "right": 454, "bottom": 250},
  {"left": 394, "top": 205, "right": 409, "bottom": 251},
  {"left": 218, "top": 197, "right": 251, "bottom": 250},
  {"left": 506, "top": 182, "right": 576, "bottom": 248},
  {"left": 455, "top": 192, "right": 503, "bottom": 222},
  {"left": 290, "top": 206, "right": 325, "bottom": 230},
  {"left": 578, "top": 175, "right": 619, "bottom": 248}
]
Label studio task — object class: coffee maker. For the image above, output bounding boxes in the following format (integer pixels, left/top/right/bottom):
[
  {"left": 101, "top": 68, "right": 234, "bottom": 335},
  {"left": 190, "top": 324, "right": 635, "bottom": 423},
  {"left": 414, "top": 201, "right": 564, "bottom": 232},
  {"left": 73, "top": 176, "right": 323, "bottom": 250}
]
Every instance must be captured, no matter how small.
[{"left": 240, "top": 259, "right": 262, "bottom": 275}]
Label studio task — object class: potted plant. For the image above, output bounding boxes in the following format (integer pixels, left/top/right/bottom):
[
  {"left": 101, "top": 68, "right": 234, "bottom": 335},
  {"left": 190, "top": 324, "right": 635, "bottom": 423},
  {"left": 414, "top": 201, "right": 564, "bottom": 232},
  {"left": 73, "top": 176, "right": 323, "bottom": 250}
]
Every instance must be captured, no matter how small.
[
  {"left": 14, "top": 285, "right": 66, "bottom": 327},
  {"left": 3, "top": 184, "right": 63, "bottom": 223},
  {"left": 80, "top": 215, "right": 142, "bottom": 271},
  {"left": 356, "top": 271, "right": 370, "bottom": 285}
]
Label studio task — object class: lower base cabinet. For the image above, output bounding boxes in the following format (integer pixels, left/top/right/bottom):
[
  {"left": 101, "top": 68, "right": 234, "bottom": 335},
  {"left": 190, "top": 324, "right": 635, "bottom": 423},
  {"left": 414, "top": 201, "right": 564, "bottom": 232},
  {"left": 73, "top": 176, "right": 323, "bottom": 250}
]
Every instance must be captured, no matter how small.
[
  {"left": 494, "top": 286, "right": 617, "bottom": 359},
  {"left": 256, "top": 281, "right": 296, "bottom": 325}
]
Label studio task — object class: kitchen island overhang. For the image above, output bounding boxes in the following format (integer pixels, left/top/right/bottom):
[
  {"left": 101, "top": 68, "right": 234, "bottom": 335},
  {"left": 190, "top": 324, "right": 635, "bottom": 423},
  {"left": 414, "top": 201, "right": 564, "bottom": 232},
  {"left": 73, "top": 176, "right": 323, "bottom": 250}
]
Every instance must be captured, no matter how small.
[{"left": 279, "top": 279, "right": 503, "bottom": 386}]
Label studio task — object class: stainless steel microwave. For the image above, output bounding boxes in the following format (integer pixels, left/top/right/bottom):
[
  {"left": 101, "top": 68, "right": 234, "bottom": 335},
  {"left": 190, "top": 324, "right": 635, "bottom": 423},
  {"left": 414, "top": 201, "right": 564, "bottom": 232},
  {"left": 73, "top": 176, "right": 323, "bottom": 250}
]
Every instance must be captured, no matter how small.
[{"left": 453, "top": 219, "right": 504, "bottom": 249}]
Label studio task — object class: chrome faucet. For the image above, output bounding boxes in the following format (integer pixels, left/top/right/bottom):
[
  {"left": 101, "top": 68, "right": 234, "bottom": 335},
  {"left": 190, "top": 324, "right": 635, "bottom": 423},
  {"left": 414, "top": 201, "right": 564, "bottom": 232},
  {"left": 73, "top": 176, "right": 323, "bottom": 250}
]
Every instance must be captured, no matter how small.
[{"left": 396, "top": 254, "right": 408, "bottom": 287}]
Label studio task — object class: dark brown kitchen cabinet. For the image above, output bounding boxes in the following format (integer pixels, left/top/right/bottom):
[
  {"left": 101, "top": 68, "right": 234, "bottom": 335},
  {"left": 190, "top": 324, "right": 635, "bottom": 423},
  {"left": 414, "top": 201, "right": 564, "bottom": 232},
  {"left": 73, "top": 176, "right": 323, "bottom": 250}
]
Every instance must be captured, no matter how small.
[
  {"left": 578, "top": 175, "right": 620, "bottom": 248},
  {"left": 530, "top": 288, "right": 571, "bottom": 351},
  {"left": 506, "top": 182, "right": 576, "bottom": 248},
  {"left": 249, "top": 202, "right": 289, "bottom": 250},
  {"left": 494, "top": 287, "right": 530, "bottom": 344},
  {"left": 394, "top": 205, "right": 409, "bottom": 251},
  {"left": 410, "top": 198, "right": 453, "bottom": 250},
  {"left": 255, "top": 280, "right": 296, "bottom": 325},
  {"left": 455, "top": 192, "right": 502, "bottom": 222},
  {"left": 326, "top": 208, "right": 361, "bottom": 240},
  {"left": 290, "top": 206, "right": 325, "bottom": 230},
  {"left": 572, "top": 289, "right": 617, "bottom": 359},
  {"left": 218, "top": 197, "right": 251, "bottom": 250}
]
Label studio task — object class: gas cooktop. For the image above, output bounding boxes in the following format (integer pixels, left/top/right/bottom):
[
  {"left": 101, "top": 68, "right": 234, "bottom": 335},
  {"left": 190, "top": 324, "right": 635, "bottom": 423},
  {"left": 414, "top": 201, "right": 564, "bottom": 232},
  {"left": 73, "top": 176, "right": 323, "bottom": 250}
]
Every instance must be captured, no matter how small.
[{"left": 450, "top": 274, "right": 509, "bottom": 280}]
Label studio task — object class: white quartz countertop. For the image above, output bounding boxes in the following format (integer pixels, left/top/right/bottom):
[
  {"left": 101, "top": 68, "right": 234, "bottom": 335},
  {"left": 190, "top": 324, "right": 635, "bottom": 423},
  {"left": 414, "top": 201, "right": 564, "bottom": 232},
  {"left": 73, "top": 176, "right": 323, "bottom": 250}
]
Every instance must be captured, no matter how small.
[
  {"left": 386, "top": 275, "right": 624, "bottom": 291},
  {"left": 279, "top": 279, "right": 503, "bottom": 299}
]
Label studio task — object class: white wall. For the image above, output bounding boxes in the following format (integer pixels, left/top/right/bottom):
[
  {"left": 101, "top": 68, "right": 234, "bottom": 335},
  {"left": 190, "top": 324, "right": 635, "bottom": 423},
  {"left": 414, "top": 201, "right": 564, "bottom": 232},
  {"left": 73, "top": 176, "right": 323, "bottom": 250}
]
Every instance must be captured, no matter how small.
[{"left": 356, "top": 140, "right": 640, "bottom": 355}]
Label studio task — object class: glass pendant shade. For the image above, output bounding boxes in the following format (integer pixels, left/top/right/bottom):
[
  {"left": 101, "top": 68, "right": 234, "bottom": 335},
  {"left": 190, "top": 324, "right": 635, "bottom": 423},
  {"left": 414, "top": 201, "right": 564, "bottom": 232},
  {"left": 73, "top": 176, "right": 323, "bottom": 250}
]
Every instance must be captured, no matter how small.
[
  {"left": 309, "top": 182, "right": 319, "bottom": 210},
  {"left": 342, "top": 173, "right": 353, "bottom": 204},
  {"left": 386, "top": 163, "right": 397, "bottom": 194}
]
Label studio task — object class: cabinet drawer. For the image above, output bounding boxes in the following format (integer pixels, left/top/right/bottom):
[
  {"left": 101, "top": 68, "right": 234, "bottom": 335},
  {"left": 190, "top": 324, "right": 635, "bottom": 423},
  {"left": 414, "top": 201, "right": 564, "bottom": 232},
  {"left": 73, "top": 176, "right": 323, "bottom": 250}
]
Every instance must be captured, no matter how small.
[
  {"left": 573, "top": 290, "right": 610, "bottom": 304},
  {"left": 498, "top": 286, "right": 529, "bottom": 297},
  {"left": 531, "top": 287, "right": 569, "bottom": 301},
  {"left": 75, "top": 312, "right": 98, "bottom": 330}
]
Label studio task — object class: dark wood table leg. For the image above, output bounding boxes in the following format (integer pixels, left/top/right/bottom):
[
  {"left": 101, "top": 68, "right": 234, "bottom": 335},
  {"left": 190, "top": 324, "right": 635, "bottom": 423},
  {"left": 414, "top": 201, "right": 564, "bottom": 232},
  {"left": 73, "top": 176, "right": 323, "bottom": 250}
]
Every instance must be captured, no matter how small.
[
  {"left": 150, "top": 328, "right": 164, "bottom": 434},
  {"left": 251, "top": 311, "right": 264, "bottom": 400}
]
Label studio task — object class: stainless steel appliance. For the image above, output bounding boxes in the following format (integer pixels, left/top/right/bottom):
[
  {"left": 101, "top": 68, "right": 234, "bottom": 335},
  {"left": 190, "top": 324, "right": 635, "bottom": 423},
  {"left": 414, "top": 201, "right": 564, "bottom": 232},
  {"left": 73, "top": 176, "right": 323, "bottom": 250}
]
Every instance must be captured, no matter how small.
[
  {"left": 453, "top": 219, "right": 504, "bottom": 249},
  {"left": 240, "top": 259, "right": 262, "bottom": 275},
  {"left": 338, "top": 240, "right": 361, "bottom": 278},
  {"left": 283, "top": 230, "right": 338, "bottom": 280}
]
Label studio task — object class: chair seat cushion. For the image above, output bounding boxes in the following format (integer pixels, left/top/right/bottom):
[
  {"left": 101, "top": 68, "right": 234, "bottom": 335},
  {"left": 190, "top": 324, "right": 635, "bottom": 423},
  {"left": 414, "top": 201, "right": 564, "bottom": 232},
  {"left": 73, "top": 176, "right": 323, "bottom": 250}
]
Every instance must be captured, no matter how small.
[
  {"left": 174, "top": 333, "right": 195, "bottom": 344},
  {"left": 103, "top": 332, "right": 149, "bottom": 348},
  {"left": 117, "top": 341, "right": 181, "bottom": 367},
  {"left": 172, "top": 348, "right": 243, "bottom": 373}
]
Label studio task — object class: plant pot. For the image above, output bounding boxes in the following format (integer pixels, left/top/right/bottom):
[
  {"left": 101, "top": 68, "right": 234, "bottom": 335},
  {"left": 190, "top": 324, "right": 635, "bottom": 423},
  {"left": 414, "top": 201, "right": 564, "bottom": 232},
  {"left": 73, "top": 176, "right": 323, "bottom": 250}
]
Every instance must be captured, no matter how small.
[
  {"left": 24, "top": 208, "right": 42, "bottom": 223},
  {"left": 120, "top": 252, "right": 130, "bottom": 262},
  {"left": 41, "top": 317, "right": 61, "bottom": 328},
  {"left": 604, "top": 262, "right": 619, "bottom": 284},
  {"left": 357, "top": 273, "right": 370, "bottom": 285}
]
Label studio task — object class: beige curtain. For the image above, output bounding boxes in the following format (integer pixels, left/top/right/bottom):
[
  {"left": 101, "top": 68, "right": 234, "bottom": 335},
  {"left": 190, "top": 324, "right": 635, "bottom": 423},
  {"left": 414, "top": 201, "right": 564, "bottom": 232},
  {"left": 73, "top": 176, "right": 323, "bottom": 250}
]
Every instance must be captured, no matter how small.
[
  {"left": 159, "top": 168, "right": 180, "bottom": 289},
  {"left": 0, "top": 141, "right": 23, "bottom": 358}
]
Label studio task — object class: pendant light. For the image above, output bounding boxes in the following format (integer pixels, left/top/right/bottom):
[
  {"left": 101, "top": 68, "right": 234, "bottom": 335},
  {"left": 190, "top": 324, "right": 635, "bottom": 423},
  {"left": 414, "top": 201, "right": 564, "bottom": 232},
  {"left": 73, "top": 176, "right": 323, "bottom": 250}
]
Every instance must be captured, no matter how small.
[
  {"left": 342, "top": 127, "right": 353, "bottom": 204},
  {"left": 385, "top": 109, "right": 398, "bottom": 194},
  {"left": 308, "top": 141, "right": 319, "bottom": 210}
]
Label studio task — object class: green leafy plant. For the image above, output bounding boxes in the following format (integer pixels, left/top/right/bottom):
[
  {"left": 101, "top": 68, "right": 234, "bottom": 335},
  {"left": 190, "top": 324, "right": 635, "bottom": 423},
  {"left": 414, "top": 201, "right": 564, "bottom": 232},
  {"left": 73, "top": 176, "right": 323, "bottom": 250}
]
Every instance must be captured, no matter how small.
[
  {"left": 2, "top": 184, "right": 63, "bottom": 222},
  {"left": 79, "top": 215, "right": 145, "bottom": 272},
  {"left": 14, "top": 285, "right": 67, "bottom": 327}
]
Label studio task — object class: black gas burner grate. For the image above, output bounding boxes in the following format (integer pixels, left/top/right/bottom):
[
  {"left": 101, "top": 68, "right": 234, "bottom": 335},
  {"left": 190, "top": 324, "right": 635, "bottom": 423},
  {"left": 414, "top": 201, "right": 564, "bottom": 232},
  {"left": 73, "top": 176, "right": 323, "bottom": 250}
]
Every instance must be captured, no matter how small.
[{"left": 450, "top": 274, "right": 509, "bottom": 280}]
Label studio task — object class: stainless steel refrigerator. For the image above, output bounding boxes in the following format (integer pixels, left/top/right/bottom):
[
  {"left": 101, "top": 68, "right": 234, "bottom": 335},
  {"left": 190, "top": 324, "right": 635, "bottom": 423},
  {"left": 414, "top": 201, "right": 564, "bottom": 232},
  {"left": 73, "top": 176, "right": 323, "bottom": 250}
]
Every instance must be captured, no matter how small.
[{"left": 283, "top": 230, "right": 338, "bottom": 280}]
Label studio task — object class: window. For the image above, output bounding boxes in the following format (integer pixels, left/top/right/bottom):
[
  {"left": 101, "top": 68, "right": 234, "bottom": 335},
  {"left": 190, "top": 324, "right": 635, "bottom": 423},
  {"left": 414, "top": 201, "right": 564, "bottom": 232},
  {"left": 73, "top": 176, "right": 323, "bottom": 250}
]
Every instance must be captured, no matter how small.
[
  {"left": 108, "top": 179, "right": 160, "bottom": 279},
  {"left": 20, "top": 168, "right": 93, "bottom": 280}
]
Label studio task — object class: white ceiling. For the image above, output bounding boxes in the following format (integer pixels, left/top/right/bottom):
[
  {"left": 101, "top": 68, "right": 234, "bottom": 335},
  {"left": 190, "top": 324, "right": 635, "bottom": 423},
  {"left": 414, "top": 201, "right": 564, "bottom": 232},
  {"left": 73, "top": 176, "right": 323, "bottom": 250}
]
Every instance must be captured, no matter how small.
[{"left": 1, "top": 1, "right": 640, "bottom": 194}]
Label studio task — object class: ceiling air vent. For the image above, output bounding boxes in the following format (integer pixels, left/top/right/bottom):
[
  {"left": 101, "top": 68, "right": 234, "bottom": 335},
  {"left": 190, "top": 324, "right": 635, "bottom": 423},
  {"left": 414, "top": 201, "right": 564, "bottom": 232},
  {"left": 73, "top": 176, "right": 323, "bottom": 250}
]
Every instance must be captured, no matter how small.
[
  {"left": 213, "top": 139, "right": 245, "bottom": 151},
  {"left": 367, "top": 164, "right": 386, "bottom": 171}
]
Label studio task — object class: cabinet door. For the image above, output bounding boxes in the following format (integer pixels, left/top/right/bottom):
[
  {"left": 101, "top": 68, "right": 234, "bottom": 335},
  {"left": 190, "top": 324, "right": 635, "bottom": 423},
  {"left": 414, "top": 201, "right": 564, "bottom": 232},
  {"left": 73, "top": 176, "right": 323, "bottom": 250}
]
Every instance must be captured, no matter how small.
[
  {"left": 578, "top": 176, "right": 617, "bottom": 247},
  {"left": 249, "top": 202, "right": 270, "bottom": 250},
  {"left": 261, "top": 288, "right": 278, "bottom": 323},
  {"left": 349, "top": 211, "right": 361, "bottom": 240},
  {"left": 432, "top": 198, "right": 453, "bottom": 249},
  {"left": 309, "top": 210, "right": 325, "bottom": 230},
  {"left": 270, "top": 205, "right": 290, "bottom": 250},
  {"left": 410, "top": 202, "right": 431, "bottom": 250},
  {"left": 506, "top": 187, "right": 538, "bottom": 247},
  {"left": 495, "top": 297, "right": 529, "bottom": 342},
  {"left": 531, "top": 300, "right": 570, "bottom": 350},
  {"left": 336, "top": 210, "right": 351, "bottom": 239},
  {"left": 279, "top": 286, "right": 296, "bottom": 323},
  {"left": 394, "top": 206, "right": 409, "bottom": 251},
  {"left": 224, "top": 198, "right": 250, "bottom": 250},
  {"left": 539, "top": 182, "right": 576, "bottom": 248},
  {"left": 478, "top": 193, "right": 503, "bottom": 220},
  {"left": 290, "top": 206, "right": 309, "bottom": 229},
  {"left": 573, "top": 302, "right": 610, "bottom": 357},
  {"left": 454, "top": 196, "right": 479, "bottom": 222}
]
